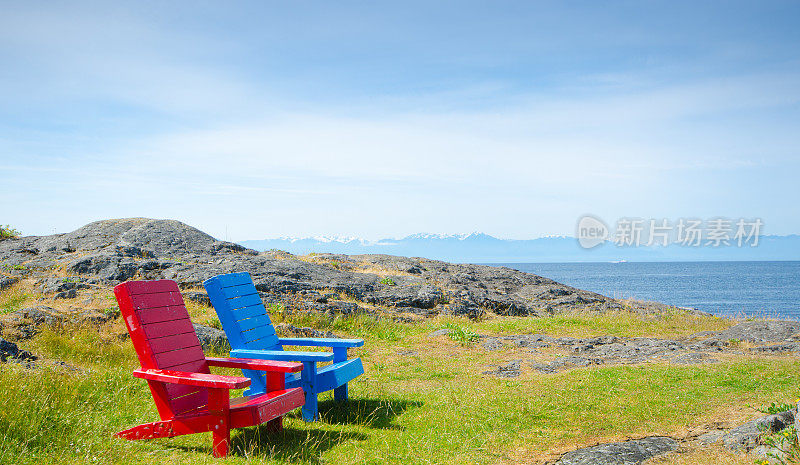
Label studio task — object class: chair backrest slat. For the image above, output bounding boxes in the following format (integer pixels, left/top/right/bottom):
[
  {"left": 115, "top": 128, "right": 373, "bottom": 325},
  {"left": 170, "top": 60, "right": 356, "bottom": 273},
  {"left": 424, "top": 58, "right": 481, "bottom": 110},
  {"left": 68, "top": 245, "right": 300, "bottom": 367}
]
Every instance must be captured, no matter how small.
[
  {"left": 204, "top": 273, "right": 282, "bottom": 352},
  {"left": 114, "top": 279, "right": 210, "bottom": 418}
]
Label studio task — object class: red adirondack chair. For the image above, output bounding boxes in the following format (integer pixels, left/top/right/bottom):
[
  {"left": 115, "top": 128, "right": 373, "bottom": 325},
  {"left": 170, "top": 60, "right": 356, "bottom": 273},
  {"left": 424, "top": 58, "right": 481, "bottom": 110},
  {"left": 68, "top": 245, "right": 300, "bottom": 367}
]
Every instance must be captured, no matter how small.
[{"left": 114, "top": 279, "right": 305, "bottom": 457}]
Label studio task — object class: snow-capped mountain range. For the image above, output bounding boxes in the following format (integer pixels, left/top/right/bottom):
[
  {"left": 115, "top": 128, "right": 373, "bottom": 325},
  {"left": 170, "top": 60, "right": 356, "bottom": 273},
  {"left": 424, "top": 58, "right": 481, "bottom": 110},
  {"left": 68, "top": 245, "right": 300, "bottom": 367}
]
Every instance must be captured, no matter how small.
[{"left": 238, "top": 233, "right": 800, "bottom": 263}]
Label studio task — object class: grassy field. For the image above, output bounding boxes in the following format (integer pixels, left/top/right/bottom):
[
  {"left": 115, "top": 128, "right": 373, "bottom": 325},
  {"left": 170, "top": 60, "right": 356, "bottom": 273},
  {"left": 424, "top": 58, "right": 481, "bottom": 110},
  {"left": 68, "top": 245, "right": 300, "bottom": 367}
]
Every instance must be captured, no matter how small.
[{"left": 0, "top": 283, "right": 797, "bottom": 464}]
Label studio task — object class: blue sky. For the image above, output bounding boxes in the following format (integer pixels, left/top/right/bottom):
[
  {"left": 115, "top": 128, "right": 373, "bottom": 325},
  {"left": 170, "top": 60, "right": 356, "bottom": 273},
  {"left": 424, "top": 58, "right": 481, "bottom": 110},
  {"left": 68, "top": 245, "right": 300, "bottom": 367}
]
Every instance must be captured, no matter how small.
[{"left": 1, "top": 1, "right": 799, "bottom": 241}]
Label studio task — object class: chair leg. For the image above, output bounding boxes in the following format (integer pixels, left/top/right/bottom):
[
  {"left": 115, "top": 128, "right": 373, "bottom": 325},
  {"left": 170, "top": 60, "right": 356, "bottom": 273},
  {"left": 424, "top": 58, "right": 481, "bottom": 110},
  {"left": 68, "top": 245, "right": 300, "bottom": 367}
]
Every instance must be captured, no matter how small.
[
  {"left": 332, "top": 347, "right": 350, "bottom": 402},
  {"left": 208, "top": 388, "right": 231, "bottom": 458},
  {"left": 334, "top": 383, "right": 348, "bottom": 402},
  {"left": 265, "top": 416, "right": 283, "bottom": 433},
  {"left": 301, "top": 361, "right": 318, "bottom": 422},
  {"left": 301, "top": 391, "right": 319, "bottom": 421},
  {"left": 212, "top": 426, "right": 231, "bottom": 458},
  {"left": 265, "top": 371, "right": 284, "bottom": 432}
]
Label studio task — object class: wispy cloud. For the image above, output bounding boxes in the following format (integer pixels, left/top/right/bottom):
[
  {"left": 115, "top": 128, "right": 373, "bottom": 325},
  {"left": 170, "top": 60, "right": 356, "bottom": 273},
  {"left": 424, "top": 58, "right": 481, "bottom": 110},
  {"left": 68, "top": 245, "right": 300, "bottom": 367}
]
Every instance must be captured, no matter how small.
[{"left": 0, "top": 1, "right": 798, "bottom": 239}]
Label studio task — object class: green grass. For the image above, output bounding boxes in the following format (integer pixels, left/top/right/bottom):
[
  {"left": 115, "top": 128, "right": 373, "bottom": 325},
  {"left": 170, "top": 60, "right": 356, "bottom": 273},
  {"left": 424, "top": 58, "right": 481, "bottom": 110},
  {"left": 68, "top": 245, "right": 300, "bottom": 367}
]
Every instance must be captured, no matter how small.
[
  {"left": 0, "top": 307, "right": 795, "bottom": 464},
  {"left": 474, "top": 310, "right": 734, "bottom": 338},
  {"left": 0, "top": 282, "right": 29, "bottom": 314},
  {"left": 443, "top": 323, "right": 479, "bottom": 345}
]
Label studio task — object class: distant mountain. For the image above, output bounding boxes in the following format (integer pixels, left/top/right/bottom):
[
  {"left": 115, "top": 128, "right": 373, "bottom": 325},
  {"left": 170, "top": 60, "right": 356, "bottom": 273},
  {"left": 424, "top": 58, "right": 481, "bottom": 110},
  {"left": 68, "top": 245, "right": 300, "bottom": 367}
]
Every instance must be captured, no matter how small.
[{"left": 239, "top": 233, "right": 800, "bottom": 263}]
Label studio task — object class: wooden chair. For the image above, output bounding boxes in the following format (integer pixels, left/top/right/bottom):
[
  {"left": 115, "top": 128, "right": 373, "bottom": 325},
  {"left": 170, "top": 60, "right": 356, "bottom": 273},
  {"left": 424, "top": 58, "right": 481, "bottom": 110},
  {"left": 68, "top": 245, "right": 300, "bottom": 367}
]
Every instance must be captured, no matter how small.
[
  {"left": 203, "top": 272, "right": 364, "bottom": 421},
  {"left": 114, "top": 279, "right": 305, "bottom": 457}
]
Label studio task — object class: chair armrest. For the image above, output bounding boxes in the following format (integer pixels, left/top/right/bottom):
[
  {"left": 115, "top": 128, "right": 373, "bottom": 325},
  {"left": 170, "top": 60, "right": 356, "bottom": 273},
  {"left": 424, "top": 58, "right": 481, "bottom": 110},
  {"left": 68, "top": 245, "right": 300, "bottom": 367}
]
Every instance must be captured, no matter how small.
[
  {"left": 278, "top": 337, "right": 364, "bottom": 348},
  {"left": 133, "top": 369, "right": 250, "bottom": 390},
  {"left": 231, "top": 349, "right": 334, "bottom": 362},
  {"left": 206, "top": 357, "right": 303, "bottom": 373}
]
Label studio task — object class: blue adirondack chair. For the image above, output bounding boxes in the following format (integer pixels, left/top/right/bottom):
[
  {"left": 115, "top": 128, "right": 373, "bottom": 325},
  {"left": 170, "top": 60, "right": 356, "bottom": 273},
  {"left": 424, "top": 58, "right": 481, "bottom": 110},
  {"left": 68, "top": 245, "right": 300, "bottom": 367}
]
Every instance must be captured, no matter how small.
[{"left": 203, "top": 272, "right": 364, "bottom": 421}]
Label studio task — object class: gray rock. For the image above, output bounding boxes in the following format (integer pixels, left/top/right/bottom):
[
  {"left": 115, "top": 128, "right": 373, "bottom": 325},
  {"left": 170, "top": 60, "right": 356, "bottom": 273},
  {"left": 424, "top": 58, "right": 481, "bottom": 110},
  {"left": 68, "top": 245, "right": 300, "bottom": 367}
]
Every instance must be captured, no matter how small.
[
  {"left": 750, "top": 343, "right": 800, "bottom": 353},
  {"left": 0, "top": 338, "right": 37, "bottom": 364},
  {"left": 443, "top": 300, "right": 486, "bottom": 320},
  {"left": 325, "top": 300, "right": 362, "bottom": 315},
  {"left": 714, "top": 321, "right": 800, "bottom": 344},
  {"left": 482, "top": 360, "right": 522, "bottom": 378},
  {"left": 555, "top": 436, "right": 678, "bottom": 464},
  {"left": 54, "top": 288, "right": 78, "bottom": 299},
  {"left": 1, "top": 306, "right": 117, "bottom": 339},
  {"left": 429, "top": 329, "right": 453, "bottom": 337},
  {"left": 697, "top": 430, "right": 726, "bottom": 445},
  {"left": 0, "top": 276, "right": 19, "bottom": 291},
  {"left": 482, "top": 338, "right": 504, "bottom": 350},
  {"left": 530, "top": 363, "right": 557, "bottom": 373},
  {"left": 192, "top": 324, "right": 230, "bottom": 352},
  {"left": 184, "top": 291, "right": 211, "bottom": 307},
  {"left": 722, "top": 410, "right": 795, "bottom": 451},
  {"left": 550, "top": 355, "right": 603, "bottom": 368},
  {"left": 365, "top": 283, "right": 443, "bottom": 309},
  {"left": 500, "top": 334, "right": 553, "bottom": 349},
  {"left": 532, "top": 356, "right": 604, "bottom": 373},
  {"left": 274, "top": 323, "right": 337, "bottom": 339},
  {"left": 750, "top": 444, "right": 787, "bottom": 464},
  {"left": 0, "top": 218, "right": 694, "bottom": 319}
]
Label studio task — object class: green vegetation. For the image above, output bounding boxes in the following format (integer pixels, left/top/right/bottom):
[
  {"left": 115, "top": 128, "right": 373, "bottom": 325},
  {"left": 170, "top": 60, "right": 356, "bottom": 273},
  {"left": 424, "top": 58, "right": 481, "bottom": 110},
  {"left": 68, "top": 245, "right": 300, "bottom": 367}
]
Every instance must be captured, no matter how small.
[
  {"left": 0, "top": 283, "right": 28, "bottom": 315},
  {"left": 0, "top": 287, "right": 795, "bottom": 465},
  {"left": 443, "top": 323, "right": 479, "bottom": 345},
  {"left": 758, "top": 401, "right": 795, "bottom": 415},
  {"left": 476, "top": 310, "right": 734, "bottom": 338},
  {"left": 2, "top": 264, "right": 27, "bottom": 271},
  {"left": 0, "top": 224, "right": 21, "bottom": 240},
  {"left": 760, "top": 425, "right": 800, "bottom": 464},
  {"left": 379, "top": 277, "right": 396, "bottom": 286}
]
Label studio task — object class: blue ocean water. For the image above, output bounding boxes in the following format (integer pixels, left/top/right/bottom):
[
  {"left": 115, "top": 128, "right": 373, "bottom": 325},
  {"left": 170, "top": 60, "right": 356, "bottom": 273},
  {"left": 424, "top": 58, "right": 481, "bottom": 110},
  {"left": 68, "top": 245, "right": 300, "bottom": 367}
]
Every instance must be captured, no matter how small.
[{"left": 495, "top": 261, "right": 800, "bottom": 320}]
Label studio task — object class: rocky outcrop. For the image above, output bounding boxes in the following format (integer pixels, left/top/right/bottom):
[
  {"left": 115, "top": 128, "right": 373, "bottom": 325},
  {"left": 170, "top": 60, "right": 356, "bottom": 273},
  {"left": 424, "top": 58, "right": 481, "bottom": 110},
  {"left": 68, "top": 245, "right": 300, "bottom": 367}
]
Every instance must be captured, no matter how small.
[
  {"left": 0, "top": 276, "right": 18, "bottom": 291},
  {"left": 0, "top": 218, "right": 690, "bottom": 319},
  {"left": 0, "top": 306, "right": 116, "bottom": 340},
  {"left": 192, "top": 324, "right": 230, "bottom": 352},
  {"left": 719, "top": 410, "right": 795, "bottom": 451},
  {"left": 698, "top": 408, "right": 796, "bottom": 463},
  {"left": 554, "top": 437, "right": 678, "bottom": 464},
  {"left": 478, "top": 321, "right": 800, "bottom": 377},
  {"left": 0, "top": 338, "right": 36, "bottom": 364}
]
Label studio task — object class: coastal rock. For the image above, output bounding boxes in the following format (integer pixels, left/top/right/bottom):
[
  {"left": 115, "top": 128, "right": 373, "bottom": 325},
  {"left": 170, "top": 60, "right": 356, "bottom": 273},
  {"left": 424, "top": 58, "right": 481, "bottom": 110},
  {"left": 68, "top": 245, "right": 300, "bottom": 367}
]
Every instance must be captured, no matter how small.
[
  {"left": 531, "top": 356, "right": 603, "bottom": 373},
  {"left": 443, "top": 300, "right": 486, "bottom": 320},
  {"left": 0, "top": 338, "right": 37, "bottom": 364},
  {"left": 482, "top": 360, "right": 522, "bottom": 378},
  {"left": 555, "top": 436, "right": 678, "bottom": 464},
  {"left": 713, "top": 321, "right": 800, "bottom": 343},
  {"left": 429, "top": 329, "right": 453, "bottom": 337},
  {"left": 0, "top": 306, "right": 116, "bottom": 339},
  {"left": 0, "top": 218, "right": 694, "bottom": 318},
  {"left": 0, "top": 276, "right": 18, "bottom": 291},
  {"left": 697, "top": 430, "right": 726, "bottom": 445},
  {"left": 481, "top": 333, "right": 736, "bottom": 375},
  {"left": 721, "top": 410, "right": 795, "bottom": 451},
  {"left": 274, "top": 323, "right": 337, "bottom": 339},
  {"left": 192, "top": 324, "right": 230, "bottom": 351},
  {"left": 184, "top": 291, "right": 211, "bottom": 307},
  {"left": 749, "top": 343, "right": 800, "bottom": 353},
  {"left": 37, "top": 276, "right": 93, "bottom": 298}
]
